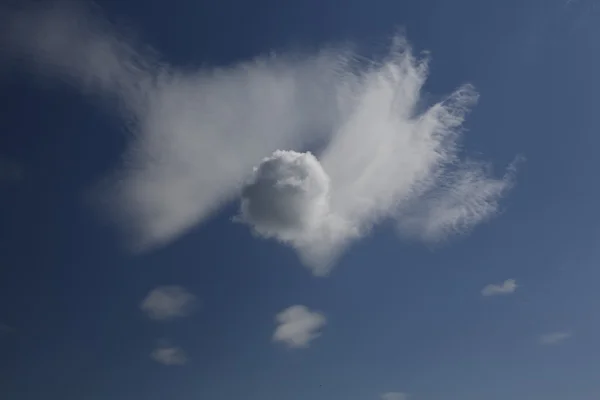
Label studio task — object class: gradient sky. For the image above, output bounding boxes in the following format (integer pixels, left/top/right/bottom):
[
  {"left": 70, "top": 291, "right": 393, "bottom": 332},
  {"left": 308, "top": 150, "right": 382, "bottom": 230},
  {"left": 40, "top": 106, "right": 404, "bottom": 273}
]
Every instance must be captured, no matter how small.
[{"left": 1, "top": 1, "right": 600, "bottom": 400}]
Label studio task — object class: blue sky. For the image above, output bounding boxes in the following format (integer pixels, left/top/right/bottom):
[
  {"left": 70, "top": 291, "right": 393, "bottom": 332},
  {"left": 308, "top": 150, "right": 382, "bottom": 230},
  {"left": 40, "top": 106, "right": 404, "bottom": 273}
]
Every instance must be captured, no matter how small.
[{"left": 1, "top": 1, "right": 600, "bottom": 399}]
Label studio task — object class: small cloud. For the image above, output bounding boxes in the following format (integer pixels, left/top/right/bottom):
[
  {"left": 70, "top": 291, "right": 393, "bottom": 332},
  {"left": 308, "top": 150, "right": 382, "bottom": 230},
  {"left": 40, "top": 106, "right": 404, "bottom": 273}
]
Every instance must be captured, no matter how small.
[
  {"left": 151, "top": 345, "right": 187, "bottom": 366},
  {"left": 382, "top": 393, "right": 409, "bottom": 400},
  {"left": 481, "top": 279, "right": 517, "bottom": 296},
  {"left": 539, "top": 331, "right": 572, "bottom": 345},
  {"left": 140, "top": 286, "right": 196, "bottom": 321},
  {"left": 273, "top": 305, "right": 326, "bottom": 348}
]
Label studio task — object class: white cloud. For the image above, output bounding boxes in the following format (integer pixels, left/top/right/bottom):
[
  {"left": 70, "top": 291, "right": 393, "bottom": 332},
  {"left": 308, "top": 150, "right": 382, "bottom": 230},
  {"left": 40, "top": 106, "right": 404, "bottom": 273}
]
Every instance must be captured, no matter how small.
[
  {"left": 239, "top": 151, "right": 332, "bottom": 239},
  {"left": 4, "top": 3, "right": 518, "bottom": 273},
  {"left": 151, "top": 345, "right": 187, "bottom": 365},
  {"left": 273, "top": 305, "right": 326, "bottom": 348},
  {"left": 539, "top": 331, "right": 572, "bottom": 345},
  {"left": 381, "top": 393, "right": 409, "bottom": 400},
  {"left": 481, "top": 279, "right": 518, "bottom": 296},
  {"left": 238, "top": 52, "right": 516, "bottom": 274},
  {"left": 3, "top": 2, "right": 341, "bottom": 251},
  {"left": 140, "top": 286, "right": 196, "bottom": 321},
  {"left": 237, "top": 150, "right": 359, "bottom": 271}
]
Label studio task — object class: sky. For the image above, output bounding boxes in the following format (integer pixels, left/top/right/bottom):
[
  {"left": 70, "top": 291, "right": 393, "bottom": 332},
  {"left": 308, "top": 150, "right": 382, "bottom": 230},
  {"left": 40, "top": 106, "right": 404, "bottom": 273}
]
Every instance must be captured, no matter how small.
[{"left": 1, "top": 0, "right": 600, "bottom": 399}]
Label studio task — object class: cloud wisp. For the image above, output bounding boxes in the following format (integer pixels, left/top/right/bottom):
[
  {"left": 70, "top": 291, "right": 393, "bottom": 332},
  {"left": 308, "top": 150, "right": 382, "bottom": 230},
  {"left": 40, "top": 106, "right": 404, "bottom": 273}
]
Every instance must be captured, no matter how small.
[
  {"left": 273, "top": 305, "right": 326, "bottom": 348},
  {"left": 140, "top": 286, "right": 196, "bottom": 321},
  {"left": 151, "top": 345, "right": 187, "bottom": 366},
  {"left": 2, "top": 1, "right": 341, "bottom": 251},
  {"left": 237, "top": 48, "right": 518, "bottom": 274},
  {"left": 539, "top": 331, "right": 572, "bottom": 345},
  {"left": 481, "top": 279, "right": 518, "bottom": 296},
  {"left": 4, "top": 2, "right": 518, "bottom": 274}
]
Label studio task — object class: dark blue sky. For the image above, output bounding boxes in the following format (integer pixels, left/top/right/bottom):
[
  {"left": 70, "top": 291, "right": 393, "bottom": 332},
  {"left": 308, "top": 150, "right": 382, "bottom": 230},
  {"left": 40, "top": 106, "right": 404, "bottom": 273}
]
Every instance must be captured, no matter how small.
[{"left": 2, "top": 1, "right": 600, "bottom": 400}]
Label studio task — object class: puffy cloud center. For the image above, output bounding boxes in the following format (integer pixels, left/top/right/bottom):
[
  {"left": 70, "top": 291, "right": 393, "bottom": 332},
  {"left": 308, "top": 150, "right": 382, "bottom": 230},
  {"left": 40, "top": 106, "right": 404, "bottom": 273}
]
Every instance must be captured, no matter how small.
[{"left": 240, "top": 150, "right": 331, "bottom": 241}]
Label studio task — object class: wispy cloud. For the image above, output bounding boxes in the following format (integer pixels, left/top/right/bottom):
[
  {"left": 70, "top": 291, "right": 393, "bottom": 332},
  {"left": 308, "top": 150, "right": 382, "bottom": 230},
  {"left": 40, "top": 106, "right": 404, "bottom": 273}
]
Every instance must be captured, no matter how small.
[
  {"left": 140, "top": 286, "right": 196, "bottom": 321},
  {"left": 381, "top": 392, "right": 409, "bottom": 400},
  {"left": 238, "top": 50, "right": 517, "bottom": 274},
  {"left": 273, "top": 305, "right": 326, "bottom": 348},
  {"left": 539, "top": 331, "right": 572, "bottom": 345},
  {"left": 2, "top": 1, "right": 340, "bottom": 251},
  {"left": 151, "top": 345, "right": 187, "bottom": 365},
  {"left": 481, "top": 279, "right": 518, "bottom": 296},
  {"left": 4, "top": 2, "right": 518, "bottom": 273}
]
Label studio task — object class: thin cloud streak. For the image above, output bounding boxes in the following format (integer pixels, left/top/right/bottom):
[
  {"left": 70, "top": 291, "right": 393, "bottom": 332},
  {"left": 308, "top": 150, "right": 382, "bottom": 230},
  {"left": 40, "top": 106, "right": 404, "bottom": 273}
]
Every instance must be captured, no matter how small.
[
  {"left": 539, "top": 331, "right": 572, "bottom": 345},
  {"left": 481, "top": 279, "right": 518, "bottom": 296},
  {"left": 150, "top": 345, "right": 187, "bottom": 365}
]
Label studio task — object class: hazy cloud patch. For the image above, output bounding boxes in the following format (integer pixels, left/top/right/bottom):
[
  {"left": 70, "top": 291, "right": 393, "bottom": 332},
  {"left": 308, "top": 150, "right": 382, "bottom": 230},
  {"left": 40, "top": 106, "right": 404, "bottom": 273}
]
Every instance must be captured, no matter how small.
[
  {"left": 539, "top": 331, "right": 572, "bottom": 345},
  {"left": 481, "top": 279, "right": 518, "bottom": 296},
  {"left": 140, "top": 286, "right": 196, "bottom": 321},
  {"left": 151, "top": 345, "right": 187, "bottom": 365},
  {"left": 273, "top": 305, "right": 326, "bottom": 348}
]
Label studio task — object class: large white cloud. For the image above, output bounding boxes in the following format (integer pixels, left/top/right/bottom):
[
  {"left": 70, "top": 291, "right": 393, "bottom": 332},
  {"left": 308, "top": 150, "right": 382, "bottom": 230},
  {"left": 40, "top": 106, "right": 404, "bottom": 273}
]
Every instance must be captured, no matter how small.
[
  {"left": 2, "top": 1, "right": 340, "bottom": 251},
  {"left": 140, "top": 286, "right": 196, "bottom": 321},
  {"left": 4, "top": 2, "right": 518, "bottom": 273},
  {"left": 238, "top": 53, "right": 517, "bottom": 274},
  {"left": 273, "top": 305, "right": 326, "bottom": 348}
]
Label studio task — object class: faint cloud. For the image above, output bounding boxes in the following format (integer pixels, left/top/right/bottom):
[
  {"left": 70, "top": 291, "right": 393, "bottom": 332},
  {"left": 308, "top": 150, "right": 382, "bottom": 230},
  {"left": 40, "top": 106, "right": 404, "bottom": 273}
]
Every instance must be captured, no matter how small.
[
  {"left": 151, "top": 345, "right": 187, "bottom": 366},
  {"left": 140, "top": 286, "right": 196, "bottom": 321},
  {"left": 0, "top": 158, "right": 23, "bottom": 183},
  {"left": 382, "top": 392, "right": 409, "bottom": 400},
  {"left": 481, "top": 279, "right": 518, "bottom": 296},
  {"left": 273, "top": 305, "right": 326, "bottom": 348},
  {"left": 0, "top": 323, "right": 14, "bottom": 334},
  {"left": 539, "top": 331, "right": 572, "bottom": 345}
]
